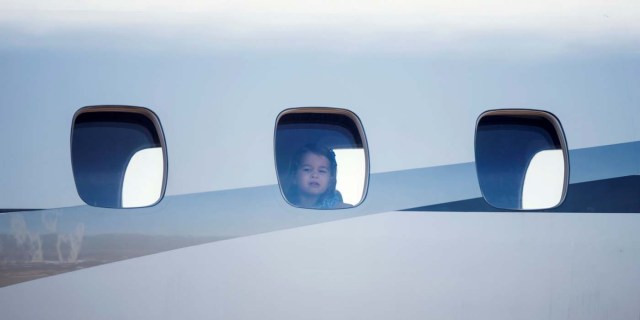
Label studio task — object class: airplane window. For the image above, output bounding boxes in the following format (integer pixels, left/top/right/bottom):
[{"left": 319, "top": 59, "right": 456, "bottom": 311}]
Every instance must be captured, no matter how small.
[
  {"left": 275, "top": 108, "right": 369, "bottom": 209},
  {"left": 71, "top": 106, "right": 167, "bottom": 208},
  {"left": 474, "top": 110, "right": 569, "bottom": 210}
]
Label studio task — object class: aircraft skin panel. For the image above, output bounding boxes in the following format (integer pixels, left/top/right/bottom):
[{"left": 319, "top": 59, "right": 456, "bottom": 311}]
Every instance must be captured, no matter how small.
[
  {"left": 1, "top": 52, "right": 639, "bottom": 209},
  {"left": 2, "top": 211, "right": 640, "bottom": 320},
  {"left": 0, "top": 142, "right": 638, "bottom": 287},
  {"left": 1, "top": 2, "right": 639, "bottom": 317},
  {"left": 566, "top": 142, "right": 639, "bottom": 184},
  {"left": 408, "top": 175, "right": 640, "bottom": 213}
]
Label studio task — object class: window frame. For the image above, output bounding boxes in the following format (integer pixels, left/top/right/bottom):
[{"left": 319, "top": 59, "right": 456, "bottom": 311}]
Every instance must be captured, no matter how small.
[
  {"left": 70, "top": 105, "right": 169, "bottom": 208},
  {"left": 474, "top": 109, "right": 570, "bottom": 210},
  {"left": 273, "top": 107, "right": 370, "bottom": 209}
]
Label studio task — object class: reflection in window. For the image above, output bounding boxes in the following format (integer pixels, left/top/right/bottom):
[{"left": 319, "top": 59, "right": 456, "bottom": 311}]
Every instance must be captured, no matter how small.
[
  {"left": 71, "top": 107, "right": 167, "bottom": 208},
  {"left": 275, "top": 108, "right": 368, "bottom": 209},
  {"left": 475, "top": 110, "right": 568, "bottom": 210},
  {"left": 122, "top": 147, "right": 164, "bottom": 208},
  {"left": 333, "top": 148, "right": 366, "bottom": 205},
  {"left": 522, "top": 149, "right": 565, "bottom": 209}
]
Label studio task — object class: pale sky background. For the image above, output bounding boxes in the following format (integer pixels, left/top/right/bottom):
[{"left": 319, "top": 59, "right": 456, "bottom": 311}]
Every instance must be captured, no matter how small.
[
  {"left": 1, "top": 1, "right": 639, "bottom": 208},
  {"left": 0, "top": 0, "right": 639, "bottom": 55}
]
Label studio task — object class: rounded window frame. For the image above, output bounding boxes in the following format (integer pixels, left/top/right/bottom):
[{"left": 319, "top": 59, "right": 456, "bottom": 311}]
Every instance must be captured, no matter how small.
[
  {"left": 474, "top": 109, "right": 570, "bottom": 211},
  {"left": 70, "top": 105, "right": 169, "bottom": 209},
  {"left": 273, "top": 107, "right": 370, "bottom": 210}
]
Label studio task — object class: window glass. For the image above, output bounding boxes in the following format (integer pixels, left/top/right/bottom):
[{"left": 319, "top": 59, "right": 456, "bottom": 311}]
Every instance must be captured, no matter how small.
[
  {"left": 122, "top": 147, "right": 164, "bottom": 208},
  {"left": 71, "top": 107, "right": 167, "bottom": 208},
  {"left": 475, "top": 110, "right": 568, "bottom": 210},
  {"left": 275, "top": 108, "right": 368, "bottom": 209}
]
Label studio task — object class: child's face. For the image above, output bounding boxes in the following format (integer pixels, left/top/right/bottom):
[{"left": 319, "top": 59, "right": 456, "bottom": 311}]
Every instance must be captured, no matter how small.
[{"left": 296, "top": 152, "right": 331, "bottom": 197}]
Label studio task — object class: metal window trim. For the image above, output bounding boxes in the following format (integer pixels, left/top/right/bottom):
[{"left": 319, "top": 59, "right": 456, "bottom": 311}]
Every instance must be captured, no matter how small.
[
  {"left": 70, "top": 105, "right": 169, "bottom": 209},
  {"left": 474, "top": 108, "right": 570, "bottom": 211},
  {"left": 274, "top": 106, "right": 370, "bottom": 210}
]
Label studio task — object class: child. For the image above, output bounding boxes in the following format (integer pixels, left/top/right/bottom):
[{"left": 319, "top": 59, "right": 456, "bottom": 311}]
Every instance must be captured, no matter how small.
[{"left": 285, "top": 144, "right": 351, "bottom": 209}]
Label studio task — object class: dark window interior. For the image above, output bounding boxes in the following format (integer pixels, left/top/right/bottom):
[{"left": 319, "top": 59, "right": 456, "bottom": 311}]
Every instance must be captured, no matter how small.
[
  {"left": 275, "top": 112, "right": 363, "bottom": 181},
  {"left": 71, "top": 111, "right": 160, "bottom": 208},
  {"left": 475, "top": 114, "right": 563, "bottom": 209}
]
